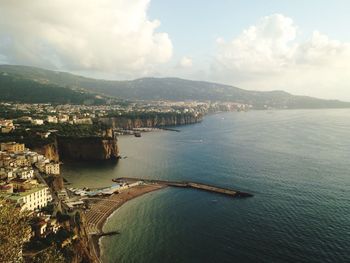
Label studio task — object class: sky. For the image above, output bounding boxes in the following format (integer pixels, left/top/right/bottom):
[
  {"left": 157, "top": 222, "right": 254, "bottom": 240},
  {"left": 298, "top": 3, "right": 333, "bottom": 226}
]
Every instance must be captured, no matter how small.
[{"left": 1, "top": 0, "right": 350, "bottom": 100}]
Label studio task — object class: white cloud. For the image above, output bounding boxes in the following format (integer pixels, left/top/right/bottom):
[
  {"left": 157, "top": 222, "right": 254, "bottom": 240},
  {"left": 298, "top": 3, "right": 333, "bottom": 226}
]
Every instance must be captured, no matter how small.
[
  {"left": 0, "top": 0, "right": 173, "bottom": 78},
  {"left": 179, "top": 56, "right": 193, "bottom": 68},
  {"left": 212, "top": 14, "right": 350, "bottom": 100}
]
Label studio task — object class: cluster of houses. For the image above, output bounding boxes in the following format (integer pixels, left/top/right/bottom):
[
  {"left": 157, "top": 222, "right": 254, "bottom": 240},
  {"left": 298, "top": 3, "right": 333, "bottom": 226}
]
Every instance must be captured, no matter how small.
[
  {"left": 68, "top": 181, "right": 143, "bottom": 198},
  {"left": 1, "top": 101, "right": 252, "bottom": 131},
  {"left": 0, "top": 119, "right": 15, "bottom": 133},
  {"left": 31, "top": 215, "right": 61, "bottom": 239},
  {"left": 17, "top": 115, "right": 93, "bottom": 125},
  {"left": 46, "top": 114, "right": 93, "bottom": 125},
  {"left": 0, "top": 142, "right": 60, "bottom": 212}
]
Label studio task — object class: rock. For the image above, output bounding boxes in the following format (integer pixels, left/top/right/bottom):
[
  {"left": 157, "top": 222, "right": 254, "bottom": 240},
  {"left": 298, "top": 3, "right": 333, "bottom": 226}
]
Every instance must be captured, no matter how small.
[
  {"left": 100, "top": 114, "right": 203, "bottom": 129},
  {"left": 56, "top": 136, "right": 119, "bottom": 161}
]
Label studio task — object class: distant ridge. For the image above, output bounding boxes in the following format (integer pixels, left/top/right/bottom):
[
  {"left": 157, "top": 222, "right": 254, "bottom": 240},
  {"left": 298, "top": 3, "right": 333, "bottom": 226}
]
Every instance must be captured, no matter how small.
[{"left": 0, "top": 64, "right": 349, "bottom": 109}]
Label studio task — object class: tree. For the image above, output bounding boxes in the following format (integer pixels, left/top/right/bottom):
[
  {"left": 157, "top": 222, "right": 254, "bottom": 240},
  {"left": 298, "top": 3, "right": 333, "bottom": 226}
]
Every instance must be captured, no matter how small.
[
  {"left": 0, "top": 200, "right": 31, "bottom": 263},
  {"left": 0, "top": 200, "right": 67, "bottom": 263},
  {"left": 30, "top": 245, "right": 66, "bottom": 263}
]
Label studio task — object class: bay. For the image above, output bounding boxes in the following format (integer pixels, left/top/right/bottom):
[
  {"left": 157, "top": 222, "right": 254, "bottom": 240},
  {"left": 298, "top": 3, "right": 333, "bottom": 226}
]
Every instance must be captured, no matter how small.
[{"left": 62, "top": 109, "right": 350, "bottom": 263}]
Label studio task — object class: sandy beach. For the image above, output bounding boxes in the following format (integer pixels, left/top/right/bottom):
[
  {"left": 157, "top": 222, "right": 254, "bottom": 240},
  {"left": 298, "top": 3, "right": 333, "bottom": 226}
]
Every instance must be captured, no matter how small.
[{"left": 84, "top": 184, "right": 166, "bottom": 260}]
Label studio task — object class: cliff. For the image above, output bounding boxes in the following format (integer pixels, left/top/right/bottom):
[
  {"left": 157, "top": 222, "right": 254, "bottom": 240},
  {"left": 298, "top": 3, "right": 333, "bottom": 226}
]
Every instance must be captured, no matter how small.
[
  {"left": 57, "top": 135, "right": 119, "bottom": 161},
  {"left": 100, "top": 114, "right": 203, "bottom": 129},
  {"left": 32, "top": 142, "right": 60, "bottom": 162}
]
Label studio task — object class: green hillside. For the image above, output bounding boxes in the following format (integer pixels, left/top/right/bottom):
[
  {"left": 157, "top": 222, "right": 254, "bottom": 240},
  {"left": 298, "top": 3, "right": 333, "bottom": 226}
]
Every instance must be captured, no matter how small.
[
  {"left": 0, "top": 64, "right": 349, "bottom": 109},
  {"left": 0, "top": 71, "right": 105, "bottom": 104}
]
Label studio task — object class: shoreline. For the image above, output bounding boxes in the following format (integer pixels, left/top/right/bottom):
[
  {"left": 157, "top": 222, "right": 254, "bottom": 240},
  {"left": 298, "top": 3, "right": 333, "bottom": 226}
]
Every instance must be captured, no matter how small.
[{"left": 84, "top": 184, "right": 167, "bottom": 261}]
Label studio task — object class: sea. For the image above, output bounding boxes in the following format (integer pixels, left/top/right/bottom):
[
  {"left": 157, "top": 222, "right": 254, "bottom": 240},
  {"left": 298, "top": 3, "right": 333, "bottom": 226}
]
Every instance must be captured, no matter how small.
[{"left": 62, "top": 109, "right": 350, "bottom": 263}]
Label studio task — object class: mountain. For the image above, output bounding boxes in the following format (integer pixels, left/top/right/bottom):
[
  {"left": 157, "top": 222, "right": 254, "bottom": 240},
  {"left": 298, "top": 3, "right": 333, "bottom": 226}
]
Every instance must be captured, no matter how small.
[
  {"left": 0, "top": 73, "right": 107, "bottom": 104},
  {"left": 0, "top": 64, "right": 349, "bottom": 109}
]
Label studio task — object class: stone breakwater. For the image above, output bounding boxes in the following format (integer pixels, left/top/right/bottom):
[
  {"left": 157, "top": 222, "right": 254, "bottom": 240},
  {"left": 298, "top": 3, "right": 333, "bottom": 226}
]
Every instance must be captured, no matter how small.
[{"left": 114, "top": 177, "right": 254, "bottom": 198}]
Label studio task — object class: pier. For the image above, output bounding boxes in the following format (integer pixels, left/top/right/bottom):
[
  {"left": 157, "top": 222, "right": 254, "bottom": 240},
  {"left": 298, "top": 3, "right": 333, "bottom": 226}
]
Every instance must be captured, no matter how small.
[
  {"left": 113, "top": 177, "right": 253, "bottom": 198},
  {"left": 83, "top": 179, "right": 252, "bottom": 260}
]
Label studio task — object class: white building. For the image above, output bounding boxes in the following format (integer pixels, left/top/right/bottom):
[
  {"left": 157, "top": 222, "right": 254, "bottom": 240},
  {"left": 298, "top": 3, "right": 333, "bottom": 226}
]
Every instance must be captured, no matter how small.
[
  {"left": 16, "top": 167, "right": 34, "bottom": 179},
  {"left": 4, "top": 185, "right": 52, "bottom": 211}
]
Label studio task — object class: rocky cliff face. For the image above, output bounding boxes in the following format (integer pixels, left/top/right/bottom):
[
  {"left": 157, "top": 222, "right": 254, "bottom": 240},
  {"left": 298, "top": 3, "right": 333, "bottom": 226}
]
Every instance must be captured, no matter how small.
[
  {"left": 32, "top": 142, "right": 60, "bottom": 162},
  {"left": 100, "top": 114, "right": 203, "bottom": 129},
  {"left": 57, "top": 136, "right": 119, "bottom": 161}
]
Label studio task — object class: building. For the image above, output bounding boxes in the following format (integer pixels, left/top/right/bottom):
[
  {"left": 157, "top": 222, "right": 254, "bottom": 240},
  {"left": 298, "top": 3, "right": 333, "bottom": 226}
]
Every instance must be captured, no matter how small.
[
  {"left": 73, "top": 118, "right": 93, "bottom": 125},
  {"left": 32, "top": 119, "right": 44, "bottom": 125},
  {"left": 36, "top": 162, "right": 60, "bottom": 175},
  {"left": 0, "top": 119, "right": 14, "bottom": 133},
  {"left": 0, "top": 119, "right": 14, "bottom": 127},
  {"left": 1, "top": 184, "right": 52, "bottom": 211},
  {"left": 32, "top": 220, "right": 48, "bottom": 238},
  {"left": 1, "top": 126, "right": 14, "bottom": 133},
  {"left": 0, "top": 167, "right": 14, "bottom": 179},
  {"left": 15, "top": 155, "right": 30, "bottom": 167},
  {"left": 0, "top": 142, "right": 25, "bottom": 153},
  {"left": 44, "top": 163, "right": 60, "bottom": 175},
  {"left": 58, "top": 115, "right": 69, "bottom": 123},
  {"left": 16, "top": 167, "right": 34, "bottom": 179},
  {"left": 10, "top": 178, "right": 37, "bottom": 191},
  {"left": 0, "top": 183, "right": 13, "bottom": 194},
  {"left": 27, "top": 153, "right": 45, "bottom": 164},
  {"left": 17, "top": 116, "right": 32, "bottom": 123},
  {"left": 46, "top": 116, "right": 58, "bottom": 123}
]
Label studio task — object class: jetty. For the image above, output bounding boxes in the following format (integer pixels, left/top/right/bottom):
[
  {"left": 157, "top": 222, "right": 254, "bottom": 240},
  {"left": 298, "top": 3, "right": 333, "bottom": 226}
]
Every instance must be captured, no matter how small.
[
  {"left": 113, "top": 177, "right": 253, "bottom": 198},
  {"left": 159, "top": 127, "right": 181, "bottom": 132},
  {"left": 83, "top": 178, "right": 252, "bottom": 260},
  {"left": 92, "top": 231, "right": 119, "bottom": 238}
]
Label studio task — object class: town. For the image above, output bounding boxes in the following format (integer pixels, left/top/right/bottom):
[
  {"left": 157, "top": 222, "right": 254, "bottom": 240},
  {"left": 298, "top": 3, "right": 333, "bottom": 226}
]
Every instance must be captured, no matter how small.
[
  {"left": 0, "top": 99, "right": 250, "bottom": 262},
  {"left": 0, "top": 100, "right": 250, "bottom": 148},
  {"left": 0, "top": 140, "right": 151, "bottom": 262},
  {"left": 0, "top": 100, "right": 250, "bottom": 127}
]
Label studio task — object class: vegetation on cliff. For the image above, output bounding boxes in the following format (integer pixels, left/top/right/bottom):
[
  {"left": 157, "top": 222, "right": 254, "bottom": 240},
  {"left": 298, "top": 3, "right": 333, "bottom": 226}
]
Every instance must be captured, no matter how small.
[
  {"left": 0, "top": 128, "right": 55, "bottom": 148},
  {"left": 0, "top": 200, "right": 31, "bottom": 263},
  {"left": 52, "top": 122, "right": 111, "bottom": 137}
]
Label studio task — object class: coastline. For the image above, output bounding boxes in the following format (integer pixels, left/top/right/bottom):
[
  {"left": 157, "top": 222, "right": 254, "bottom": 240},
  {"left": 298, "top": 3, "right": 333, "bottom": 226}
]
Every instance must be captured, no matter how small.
[{"left": 84, "top": 184, "right": 167, "bottom": 261}]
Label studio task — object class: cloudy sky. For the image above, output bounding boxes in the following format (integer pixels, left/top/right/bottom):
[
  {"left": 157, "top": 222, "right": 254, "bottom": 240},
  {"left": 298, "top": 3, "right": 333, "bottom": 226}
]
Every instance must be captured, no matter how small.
[{"left": 1, "top": 0, "right": 350, "bottom": 100}]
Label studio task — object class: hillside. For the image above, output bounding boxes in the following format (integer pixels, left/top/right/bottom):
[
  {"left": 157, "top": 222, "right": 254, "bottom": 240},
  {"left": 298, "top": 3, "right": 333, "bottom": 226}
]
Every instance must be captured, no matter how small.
[
  {"left": 0, "top": 71, "right": 106, "bottom": 104},
  {"left": 0, "top": 64, "right": 349, "bottom": 109}
]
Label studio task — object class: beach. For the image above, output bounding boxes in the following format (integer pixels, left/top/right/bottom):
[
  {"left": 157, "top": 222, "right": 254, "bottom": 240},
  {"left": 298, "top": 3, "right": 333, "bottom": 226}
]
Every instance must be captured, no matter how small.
[{"left": 83, "top": 184, "right": 167, "bottom": 259}]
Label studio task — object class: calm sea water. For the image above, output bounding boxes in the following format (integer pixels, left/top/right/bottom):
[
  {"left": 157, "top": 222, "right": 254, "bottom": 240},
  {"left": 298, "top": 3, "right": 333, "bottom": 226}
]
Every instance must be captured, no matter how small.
[{"left": 62, "top": 109, "right": 350, "bottom": 263}]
